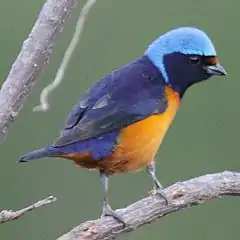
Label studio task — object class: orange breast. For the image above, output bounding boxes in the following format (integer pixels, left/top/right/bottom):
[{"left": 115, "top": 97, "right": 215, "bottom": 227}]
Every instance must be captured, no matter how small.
[
  {"left": 103, "top": 86, "right": 181, "bottom": 173},
  {"left": 58, "top": 86, "right": 180, "bottom": 174}
]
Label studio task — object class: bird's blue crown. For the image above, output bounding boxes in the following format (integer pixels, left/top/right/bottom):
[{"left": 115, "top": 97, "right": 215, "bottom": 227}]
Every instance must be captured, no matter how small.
[{"left": 145, "top": 27, "right": 217, "bottom": 83}]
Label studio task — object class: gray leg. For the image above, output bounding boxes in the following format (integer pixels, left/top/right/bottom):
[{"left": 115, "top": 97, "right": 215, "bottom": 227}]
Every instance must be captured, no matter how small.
[
  {"left": 100, "top": 170, "right": 127, "bottom": 227},
  {"left": 146, "top": 161, "right": 169, "bottom": 204}
]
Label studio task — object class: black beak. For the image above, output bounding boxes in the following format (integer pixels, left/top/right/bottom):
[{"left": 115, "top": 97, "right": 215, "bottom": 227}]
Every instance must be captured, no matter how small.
[{"left": 204, "top": 63, "right": 227, "bottom": 76}]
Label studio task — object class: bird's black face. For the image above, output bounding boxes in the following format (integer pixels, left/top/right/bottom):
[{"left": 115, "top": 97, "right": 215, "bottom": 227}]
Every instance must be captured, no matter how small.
[{"left": 163, "top": 52, "right": 227, "bottom": 97}]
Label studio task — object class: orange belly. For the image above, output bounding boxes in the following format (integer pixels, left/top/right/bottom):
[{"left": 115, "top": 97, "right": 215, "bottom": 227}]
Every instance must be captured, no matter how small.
[
  {"left": 103, "top": 86, "right": 180, "bottom": 173},
  {"left": 58, "top": 86, "right": 180, "bottom": 174}
]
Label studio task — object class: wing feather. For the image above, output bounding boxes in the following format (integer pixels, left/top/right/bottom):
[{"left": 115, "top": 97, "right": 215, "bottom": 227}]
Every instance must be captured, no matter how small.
[{"left": 54, "top": 57, "right": 167, "bottom": 147}]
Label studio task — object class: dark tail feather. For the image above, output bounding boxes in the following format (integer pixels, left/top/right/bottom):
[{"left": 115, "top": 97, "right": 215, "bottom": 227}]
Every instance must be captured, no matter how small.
[{"left": 18, "top": 146, "right": 60, "bottom": 163}]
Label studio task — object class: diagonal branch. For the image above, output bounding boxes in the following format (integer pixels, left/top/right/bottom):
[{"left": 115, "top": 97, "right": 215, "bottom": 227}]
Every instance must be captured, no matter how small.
[
  {"left": 0, "top": 0, "right": 78, "bottom": 226},
  {"left": 0, "top": 196, "right": 56, "bottom": 224},
  {"left": 0, "top": 0, "right": 77, "bottom": 145},
  {"left": 57, "top": 171, "right": 240, "bottom": 240}
]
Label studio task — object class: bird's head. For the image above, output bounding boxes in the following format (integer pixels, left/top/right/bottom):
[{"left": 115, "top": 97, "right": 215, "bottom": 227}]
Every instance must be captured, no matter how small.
[{"left": 145, "top": 27, "right": 226, "bottom": 96}]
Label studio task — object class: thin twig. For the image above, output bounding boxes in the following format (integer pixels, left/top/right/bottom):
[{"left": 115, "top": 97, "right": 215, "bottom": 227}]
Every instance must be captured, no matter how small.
[
  {"left": 33, "top": 0, "right": 97, "bottom": 112},
  {"left": 57, "top": 171, "right": 240, "bottom": 240},
  {"left": 0, "top": 196, "right": 57, "bottom": 224}
]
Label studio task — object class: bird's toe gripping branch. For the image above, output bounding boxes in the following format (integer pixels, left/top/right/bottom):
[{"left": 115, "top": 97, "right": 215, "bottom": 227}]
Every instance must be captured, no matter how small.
[
  {"left": 151, "top": 188, "right": 170, "bottom": 205},
  {"left": 146, "top": 162, "right": 170, "bottom": 204},
  {"left": 101, "top": 203, "right": 128, "bottom": 228}
]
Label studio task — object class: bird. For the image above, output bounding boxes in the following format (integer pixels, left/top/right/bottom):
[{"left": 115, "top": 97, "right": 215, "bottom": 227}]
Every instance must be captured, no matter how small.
[{"left": 18, "top": 26, "right": 226, "bottom": 226}]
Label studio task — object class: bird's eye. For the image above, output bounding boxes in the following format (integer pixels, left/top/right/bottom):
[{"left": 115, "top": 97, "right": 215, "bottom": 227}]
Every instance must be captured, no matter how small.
[{"left": 189, "top": 56, "right": 201, "bottom": 65}]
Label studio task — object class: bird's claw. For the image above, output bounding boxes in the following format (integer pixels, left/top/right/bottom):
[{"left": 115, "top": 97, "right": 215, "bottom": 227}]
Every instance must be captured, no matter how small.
[
  {"left": 101, "top": 204, "right": 128, "bottom": 228},
  {"left": 150, "top": 188, "right": 170, "bottom": 205}
]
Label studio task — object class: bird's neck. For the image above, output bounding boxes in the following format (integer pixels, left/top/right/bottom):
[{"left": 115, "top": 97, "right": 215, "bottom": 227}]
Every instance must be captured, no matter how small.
[
  {"left": 167, "top": 82, "right": 189, "bottom": 98},
  {"left": 142, "top": 55, "right": 186, "bottom": 98},
  {"left": 140, "top": 55, "right": 167, "bottom": 85}
]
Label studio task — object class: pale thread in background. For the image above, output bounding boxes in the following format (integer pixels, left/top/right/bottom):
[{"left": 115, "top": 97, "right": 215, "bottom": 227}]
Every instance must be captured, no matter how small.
[{"left": 33, "top": 0, "right": 97, "bottom": 112}]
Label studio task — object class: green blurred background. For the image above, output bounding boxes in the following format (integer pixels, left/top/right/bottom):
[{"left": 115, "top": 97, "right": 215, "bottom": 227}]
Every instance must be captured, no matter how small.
[{"left": 0, "top": 0, "right": 239, "bottom": 239}]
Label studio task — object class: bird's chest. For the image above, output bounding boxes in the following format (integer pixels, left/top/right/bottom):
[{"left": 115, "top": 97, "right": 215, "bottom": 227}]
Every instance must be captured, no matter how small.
[{"left": 105, "top": 87, "right": 180, "bottom": 173}]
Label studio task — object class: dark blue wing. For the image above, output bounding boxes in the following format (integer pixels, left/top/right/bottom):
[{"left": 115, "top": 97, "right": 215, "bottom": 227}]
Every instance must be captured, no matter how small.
[{"left": 54, "top": 56, "right": 167, "bottom": 147}]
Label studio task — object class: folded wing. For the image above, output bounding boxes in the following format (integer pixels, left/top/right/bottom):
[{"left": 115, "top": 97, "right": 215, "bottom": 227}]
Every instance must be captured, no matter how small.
[{"left": 54, "top": 57, "right": 167, "bottom": 147}]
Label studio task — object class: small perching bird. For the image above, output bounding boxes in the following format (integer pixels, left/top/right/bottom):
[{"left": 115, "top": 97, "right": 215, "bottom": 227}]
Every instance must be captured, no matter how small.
[{"left": 19, "top": 27, "right": 226, "bottom": 227}]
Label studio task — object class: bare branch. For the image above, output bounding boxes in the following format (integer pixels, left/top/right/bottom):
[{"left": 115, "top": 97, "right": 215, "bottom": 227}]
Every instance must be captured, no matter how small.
[
  {"left": 0, "top": 196, "right": 56, "bottom": 224},
  {"left": 57, "top": 171, "right": 240, "bottom": 240},
  {"left": 0, "top": 0, "right": 77, "bottom": 144}
]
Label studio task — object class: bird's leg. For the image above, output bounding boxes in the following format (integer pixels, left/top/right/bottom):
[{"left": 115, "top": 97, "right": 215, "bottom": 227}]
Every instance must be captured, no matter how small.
[
  {"left": 99, "top": 170, "right": 127, "bottom": 227},
  {"left": 146, "top": 161, "right": 169, "bottom": 204}
]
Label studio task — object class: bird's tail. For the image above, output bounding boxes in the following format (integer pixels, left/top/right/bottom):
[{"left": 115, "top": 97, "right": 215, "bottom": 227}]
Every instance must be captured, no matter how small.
[{"left": 18, "top": 146, "right": 60, "bottom": 163}]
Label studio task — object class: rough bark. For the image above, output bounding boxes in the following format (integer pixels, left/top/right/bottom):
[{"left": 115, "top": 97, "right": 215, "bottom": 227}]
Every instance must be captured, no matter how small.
[{"left": 57, "top": 171, "right": 240, "bottom": 240}]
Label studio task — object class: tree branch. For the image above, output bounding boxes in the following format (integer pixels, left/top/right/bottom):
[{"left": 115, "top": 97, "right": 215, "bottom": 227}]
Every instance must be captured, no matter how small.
[
  {"left": 0, "top": 196, "right": 56, "bottom": 224},
  {"left": 0, "top": 0, "right": 77, "bottom": 144},
  {"left": 57, "top": 171, "right": 240, "bottom": 240},
  {"left": 0, "top": 0, "right": 78, "bottom": 225}
]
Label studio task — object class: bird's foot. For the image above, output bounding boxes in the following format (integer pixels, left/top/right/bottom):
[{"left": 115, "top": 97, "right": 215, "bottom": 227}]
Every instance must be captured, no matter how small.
[
  {"left": 150, "top": 187, "right": 170, "bottom": 205},
  {"left": 101, "top": 204, "right": 128, "bottom": 228}
]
